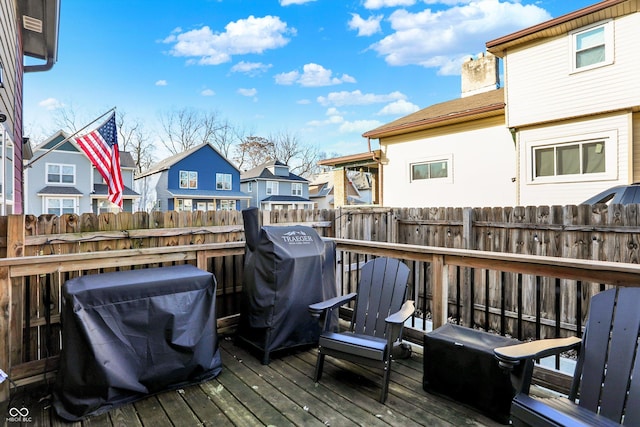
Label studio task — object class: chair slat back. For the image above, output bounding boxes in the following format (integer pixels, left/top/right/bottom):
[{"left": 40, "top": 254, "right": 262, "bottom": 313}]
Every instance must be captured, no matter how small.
[
  {"left": 577, "top": 287, "right": 640, "bottom": 424},
  {"left": 352, "top": 258, "right": 409, "bottom": 338}
]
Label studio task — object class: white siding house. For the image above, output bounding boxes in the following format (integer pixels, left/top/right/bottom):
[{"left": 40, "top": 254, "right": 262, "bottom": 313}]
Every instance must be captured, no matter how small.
[
  {"left": 486, "top": 0, "right": 640, "bottom": 205},
  {"left": 363, "top": 53, "right": 516, "bottom": 208}
]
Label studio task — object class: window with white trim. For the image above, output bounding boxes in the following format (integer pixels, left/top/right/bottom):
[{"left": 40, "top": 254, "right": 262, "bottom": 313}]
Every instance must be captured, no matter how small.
[
  {"left": 410, "top": 159, "right": 449, "bottom": 181},
  {"left": 46, "top": 198, "right": 76, "bottom": 215},
  {"left": 219, "top": 200, "right": 234, "bottom": 210},
  {"left": 216, "top": 173, "right": 232, "bottom": 190},
  {"left": 179, "top": 171, "right": 197, "bottom": 189},
  {"left": 528, "top": 131, "right": 616, "bottom": 184},
  {"left": 47, "top": 164, "right": 75, "bottom": 184},
  {"left": 176, "top": 199, "right": 193, "bottom": 211},
  {"left": 266, "top": 181, "right": 279, "bottom": 195},
  {"left": 534, "top": 140, "right": 606, "bottom": 178},
  {"left": 291, "top": 182, "right": 302, "bottom": 196},
  {"left": 571, "top": 21, "right": 613, "bottom": 72},
  {"left": 247, "top": 182, "right": 253, "bottom": 192}
]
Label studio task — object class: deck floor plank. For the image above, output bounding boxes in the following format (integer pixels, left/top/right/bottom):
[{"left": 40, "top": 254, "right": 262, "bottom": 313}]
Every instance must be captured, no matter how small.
[
  {"left": 155, "top": 389, "right": 203, "bottom": 426},
  {"left": 132, "top": 395, "right": 172, "bottom": 427},
  {"left": 15, "top": 337, "right": 504, "bottom": 426},
  {"left": 214, "top": 347, "right": 294, "bottom": 426}
]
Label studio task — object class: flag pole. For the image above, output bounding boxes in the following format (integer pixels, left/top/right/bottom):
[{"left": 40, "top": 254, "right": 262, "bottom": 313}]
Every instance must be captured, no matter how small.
[{"left": 23, "top": 107, "right": 117, "bottom": 170}]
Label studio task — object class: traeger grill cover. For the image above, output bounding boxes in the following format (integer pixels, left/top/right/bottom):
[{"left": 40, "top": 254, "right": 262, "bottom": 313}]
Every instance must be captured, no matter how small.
[
  {"left": 53, "top": 264, "right": 222, "bottom": 421},
  {"left": 238, "top": 207, "right": 337, "bottom": 364}
]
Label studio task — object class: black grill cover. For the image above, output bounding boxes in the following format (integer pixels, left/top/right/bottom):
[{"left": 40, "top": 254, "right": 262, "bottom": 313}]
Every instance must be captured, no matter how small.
[
  {"left": 238, "top": 208, "right": 337, "bottom": 364},
  {"left": 53, "top": 264, "right": 222, "bottom": 421}
]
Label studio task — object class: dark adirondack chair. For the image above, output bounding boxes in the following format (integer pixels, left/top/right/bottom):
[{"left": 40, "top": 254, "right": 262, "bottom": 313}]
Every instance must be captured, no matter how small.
[
  {"left": 494, "top": 287, "right": 640, "bottom": 426},
  {"left": 308, "top": 257, "right": 414, "bottom": 403}
]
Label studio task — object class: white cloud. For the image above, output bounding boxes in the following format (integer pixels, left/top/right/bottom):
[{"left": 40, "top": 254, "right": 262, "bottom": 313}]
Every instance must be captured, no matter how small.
[
  {"left": 364, "top": 0, "right": 415, "bottom": 9},
  {"left": 274, "top": 63, "right": 356, "bottom": 87},
  {"left": 317, "top": 90, "right": 406, "bottom": 107},
  {"left": 369, "top": 0, "right": 552, "bottom": 75},
  {"left": 164, "top": 16, "right": 294, "bottom": 65},
  {"left": 237, "top": 88, "right": 257, "bottom": 97},
  {"left": 280, "top": 0, "right": 317, "bottom": 5},
  {"left": 230, "top": 61, "right": 272, "bottom": 76},
  {"left": 348, "top": 14, "right": 383, "bottom": 36},
  {"left": 296, "top": 99, "right": 312, "bottom": 105},
  {"left": 39, "top": 98, "right": 64, "bottom": 110},
  {"left": 201, "top": 89, "right": 215, "bottom": 96},
  {"left": 155, "top": 80, "right": 168, "bottom": 86},
  {"left": 377, "top": 99, "right": 420, "bottom": 115},
  {"left": 339, "top": 120, "right": 383, "bottom": 133}
]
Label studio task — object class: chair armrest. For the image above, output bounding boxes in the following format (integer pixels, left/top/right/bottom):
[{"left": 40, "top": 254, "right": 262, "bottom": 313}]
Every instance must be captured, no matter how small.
[
  {"left": 495, "top": 336, "right": 581, "bottom": 370},
  {"left": 385, "top": 300, "right": 415, "bottom": 324},
  {"left": 308, "top": 293, "right": 357, "bottom": 318}
]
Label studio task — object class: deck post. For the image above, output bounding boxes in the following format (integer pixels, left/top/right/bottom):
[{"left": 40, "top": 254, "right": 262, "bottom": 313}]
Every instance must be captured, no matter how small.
[
  {"left": 1, "top": 215, "right": 24, "bottom": 402},
  {"left": 431, "top": 254, "right": 449, "bottom": 329}
]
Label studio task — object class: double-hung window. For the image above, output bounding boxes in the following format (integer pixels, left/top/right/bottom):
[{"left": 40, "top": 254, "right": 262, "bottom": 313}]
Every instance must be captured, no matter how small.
[
  {"left": 291, "top": 182, "right": 302, "bottom": 196},
  {"left": 571, "top": 21, "right": 613, "bottom": 72},
  {"left": 216, "top": 173, "right": 232, "bottom": 190},
  {"left": 47, "top": 164, "right": 75, "bottom": 184},
  {"left": 266, "top": 181, "right": 279, "bottom": 195},
  {"left": 179, "top": 171, "right": 198, "bottom": 189},
  {"left": 46, "top": 198, "right": 76, "bottom": 215}
]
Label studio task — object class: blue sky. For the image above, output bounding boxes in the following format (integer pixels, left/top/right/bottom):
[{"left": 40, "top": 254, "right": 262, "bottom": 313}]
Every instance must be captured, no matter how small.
[{"left": 23, "top": 0, "right": 597, "bottom": 159}]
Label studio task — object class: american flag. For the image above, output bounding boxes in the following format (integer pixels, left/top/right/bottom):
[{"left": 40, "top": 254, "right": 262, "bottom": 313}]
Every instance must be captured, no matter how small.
[{"left": 75, "top": 112, "right": 124, "bottom": 208}]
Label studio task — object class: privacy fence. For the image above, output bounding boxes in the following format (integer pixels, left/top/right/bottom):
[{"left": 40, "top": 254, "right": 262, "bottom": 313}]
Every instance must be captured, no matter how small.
[{"left": 1, "top": 204, "right": 640, "bottom": 397}]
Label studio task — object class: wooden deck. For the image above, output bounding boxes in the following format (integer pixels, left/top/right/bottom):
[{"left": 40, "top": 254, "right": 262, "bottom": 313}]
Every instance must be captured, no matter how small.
[{"left": 11, "top": 337, "right": 502, "bottom": 426}]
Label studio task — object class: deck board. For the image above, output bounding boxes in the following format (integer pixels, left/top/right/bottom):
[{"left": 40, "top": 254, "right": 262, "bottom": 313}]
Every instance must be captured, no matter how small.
[{"left": 11, "top": 337, "right": 502, "bottom": 426}]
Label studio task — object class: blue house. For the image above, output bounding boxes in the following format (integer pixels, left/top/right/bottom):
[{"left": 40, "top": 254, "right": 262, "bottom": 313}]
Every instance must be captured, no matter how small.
[
  {"left": 240, "top": 160, "right": 313, "bottom": 210},
  {"left": 135, "top": 142, "right": 249, "bottom": 212}
]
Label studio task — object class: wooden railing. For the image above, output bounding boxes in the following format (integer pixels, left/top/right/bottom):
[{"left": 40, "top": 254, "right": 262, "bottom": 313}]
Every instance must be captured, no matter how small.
[{"left": 3, "top": 237, "right": 640, "bottom": 401}]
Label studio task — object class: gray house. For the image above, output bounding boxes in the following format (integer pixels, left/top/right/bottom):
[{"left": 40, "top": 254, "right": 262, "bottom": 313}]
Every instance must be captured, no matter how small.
[
  {"left": 24, "top": 130, "right": 139, "bottom": 215},
  {"left": 240, "top": 160, "right": 313, "bottom": 210}
]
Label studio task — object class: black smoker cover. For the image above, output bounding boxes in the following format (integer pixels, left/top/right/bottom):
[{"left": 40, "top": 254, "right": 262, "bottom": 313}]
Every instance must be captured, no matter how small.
[
  {"left": 238, "top": 208, "right": 337, "bottom": 363},
  {"left": 53, "top": 264, "right": 222, "bottom": 421}
]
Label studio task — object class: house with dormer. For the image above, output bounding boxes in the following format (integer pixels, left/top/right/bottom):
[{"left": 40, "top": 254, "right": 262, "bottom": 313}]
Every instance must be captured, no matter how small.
[
  {"left": 135, "top": 142, "right": 249, "bottom": 212},
  {"left": 24, "top": 130, "right": 139, "bottom": 215},
  {"left": 240, "top": 160, "right": 313, "bottom": 210},
  {"left": 486, "top": 0, "right": 640, "bottom": 205}
]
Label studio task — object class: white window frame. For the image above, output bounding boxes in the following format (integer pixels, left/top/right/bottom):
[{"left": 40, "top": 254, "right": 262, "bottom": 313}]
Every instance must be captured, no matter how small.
[
  {"left": 176, "top": 198, "right": 193, "bottom": 211},
  {"left": 179, "top": 171, "right": 198, "bottom": 189},
  {"left": 266, "top": 180, "right": 279, "bottom": 195},
  {"left": 291, "top": 182, "right": 302, "bottom": 196},
  {"left": 45, "top": 197, "right": 77, "bottom": 215},
  {"left": 219, "top": 200, "right": 235, "bottom": 211},
  {"left": 216, "top": 173, "right": 232, "bottom": 190},
  {"left": 527, "top": 131, "right": 617, "bottom": 184},
  {"left": 247, "top": 182, "right": 253, "bottom": 192},
  {"left": 570, "top": 20, "right": 613, "bottom": 73},
  {"left": 46, "top": 163, "right": 76, "bottom": 185},
  {"left": 409, "top": 155, "right": 453, "bottom": 184}
]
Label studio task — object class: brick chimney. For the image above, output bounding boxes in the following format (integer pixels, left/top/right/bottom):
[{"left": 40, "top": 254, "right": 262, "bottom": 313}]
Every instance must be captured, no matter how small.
[{"left": 461, "top": 52, "right": 499, "bottom": 98}]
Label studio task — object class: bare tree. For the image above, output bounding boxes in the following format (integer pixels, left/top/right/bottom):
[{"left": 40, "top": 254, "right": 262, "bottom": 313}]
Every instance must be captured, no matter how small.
[
  {"left": 116, "top": 111, "right": 155, "bottom": 173},
  {"left": 211, "top": 119, "right": 252, "bottom": 159},
  {"left": 158, "top": 107, "right": 223, "bottom": 155},
  {"left": 233, "top": 136, "right": 275, "bottom": 171}
]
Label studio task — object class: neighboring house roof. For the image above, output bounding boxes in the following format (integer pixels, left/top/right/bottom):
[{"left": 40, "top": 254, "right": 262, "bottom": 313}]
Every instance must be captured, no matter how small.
[
  {"left": 30, "top": 130, "right": 136, "bottom": 169},
  {"left": 167, "top": 189, "right": 251, "bottom": 199},
  {"left": 363, "top": 88, "right": 505, "bottom": 139},
  {"left": 486, "top": 0, "right": 631, "bottom": 56},
  {"left": 136, "top": 142, "right": 239, "bottom": 179},
  {"left": 309, "top": 181, "right": 331, "bottom": 199},
  {"left": 93, "top": 184, "right": 140, "bottom": 197},
  {"left": 37, "top": 186, "right": 83, "bottom": 195},
  {"left": 241, "top": 160, "right": 308, "bottom": 182},
  {"left": 318, "top": 150, "right": 381, "bottom": 168},
  {"left": 261, "top": 195, "right": 312, "bottom": 203}
]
